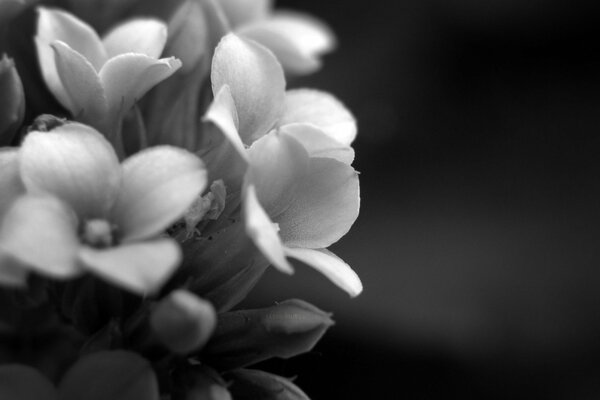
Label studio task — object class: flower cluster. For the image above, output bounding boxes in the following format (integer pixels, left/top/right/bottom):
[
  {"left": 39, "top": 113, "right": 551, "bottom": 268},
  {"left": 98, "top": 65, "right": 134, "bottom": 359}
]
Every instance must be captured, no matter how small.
[{"left": 0, "top": 0, "right": 361, "bottom": 398}]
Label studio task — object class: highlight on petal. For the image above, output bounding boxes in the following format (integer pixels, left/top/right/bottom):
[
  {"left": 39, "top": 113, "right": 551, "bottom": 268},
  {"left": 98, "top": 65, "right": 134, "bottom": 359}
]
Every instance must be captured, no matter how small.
[
  {"left": 99, "top": 54, "right": 182, "bottom": 118},
  {"left": 219, "top": 0, "right": 272, "bottom": 28},
  {"left": 239, "top": 12, "right": 336, "bottom": 75},
  {"left": 51, "top": 41, "right": 108, "bottom": 122},
  {"left": 0, "top": 148, "right": 25, "bottom": 218},
  {"left": 203, "top": 85, "right": 247, "bottom": 159},
  {"left": 280, "top": 123, "right": 354, "bottom": 165},
  {"left": 0, "top": 195, "right": 80, "bottom": 279},
  {"left": 0, "top": 364, "right": 58, "bottom": 400},
  {"left": 285, "top": 247, "right": 362, "bottom": 297},
  {"left": 211, "top": 34, "right": 285, "bottom": 143},
  {"left": 112, "top": 146, "right": 207, "bottom": 242},
  {"left": 243, "top": 184, "right": 293, "bottom": 273},
  {"left": 279, "top": 89, "right": 357, "bottom": 145},
  {"left": 20, "top": 124, "right": 121, "bottom": 219},
  {"left": 102, "top": 19, "right": 168, "bottom": 59},
  {"left": 79, "top": 239, "right": 180, "bottom": 295}
]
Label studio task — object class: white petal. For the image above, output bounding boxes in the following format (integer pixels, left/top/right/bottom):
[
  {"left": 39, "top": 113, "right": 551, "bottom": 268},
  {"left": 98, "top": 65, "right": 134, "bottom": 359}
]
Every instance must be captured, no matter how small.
[
  {"left": 102, "top": 19, "right": 168, "bottom": 59},
  {"left": 280, "top": 123, "right": 354, "bottom": 164},
  {"left": 0, "top": 148, "right": 25, "bottom": 219},
  {"left": 20, "top": 124, "right": 122, "bottom": 219},
  {"left": 79, "top": 239, "right": 180, "bottom": 295},
  {"left": 211, "top": 34, "right": 285, "bottom": 143},
  {"left": 219, "top": 0, "right": 272, "bottom": 28},
  {"left": 285, "top": 247, "right": 362, "bottom": 297},
  {"left": 112, "top": 146, "right": 207, "bottom": 242},
  {"left": 279, "top": 89, "right": 356, "bottom": 145},
  {"left": 243, "top": 184, "right": 293, "bottom": 273}
]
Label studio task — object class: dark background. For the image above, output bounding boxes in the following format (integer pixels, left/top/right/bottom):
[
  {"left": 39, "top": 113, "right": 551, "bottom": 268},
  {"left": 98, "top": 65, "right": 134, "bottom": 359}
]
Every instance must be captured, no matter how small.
[{"left": 243, "top": 1, "right": 600, "bottom": 398}]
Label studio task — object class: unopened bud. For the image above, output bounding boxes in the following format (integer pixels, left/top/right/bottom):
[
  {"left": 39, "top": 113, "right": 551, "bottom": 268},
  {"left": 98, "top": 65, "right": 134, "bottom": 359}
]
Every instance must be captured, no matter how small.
[
  {"left": 0, "top": 55, "right": 25, "bottom": 145},
  {"left": 227, "top": 369, "right": 309, "bottom": 400}
]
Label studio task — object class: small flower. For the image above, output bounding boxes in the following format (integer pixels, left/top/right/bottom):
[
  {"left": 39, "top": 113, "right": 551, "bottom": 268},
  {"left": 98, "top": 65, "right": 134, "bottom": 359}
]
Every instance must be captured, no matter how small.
[
  {"left": 0, "top": 123, "right": 207, "bottom": 294},
  {"left": 35, "top": 7, "right": 181, "bottom": 142}
]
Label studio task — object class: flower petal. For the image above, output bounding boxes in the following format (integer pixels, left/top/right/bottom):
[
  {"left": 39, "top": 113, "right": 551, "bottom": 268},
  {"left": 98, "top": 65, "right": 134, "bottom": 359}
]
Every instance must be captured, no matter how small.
[
  {"left": 203, "top": 84, "right": 248, "bottom": 160},
  {"left": 219, "top": 0, "right": 272, "bottom": 28},
  {"left": 239, "top": 12, "right": 335, "bottom": 75},
  {"left": 99, "top": 54, "right": 182, "bottom": 119},
  {"left": 280, "top": 123, "right": 354, "bottom": 164},
  {"left": 102, "top": 19, "right": 168, "bottom": 59},
  {"left": 51, "top": 41, "right": 108, "bottom": 123},
  {"left": 0, "top": 195, "right": 80, "bottom": 279},
  {"left": 211, "top": 34, "right": 285, "bottom": 143},
  {"left": 0, "top": 364, "right": 59, "bottom": 400},
  {"left": 112, "top": 146, "right": 207, "bottom": 242},
  {"left": 36, "top": 7, "right": 107, "bottom": 70},
  {"left": 285, "top": 247, "right": 362, "bottom": 297},
  {"left": 0, "top": 252, "right": 28, "bottom": 287},
  {"left": 20, "top": 124, "right": 121, "bottom": 219},
  {"left": 243, "top": 184, "right": 293, "bottom": 273},
  {"left": 0, "top": 148, "right": 25, "bottom": 219},
  {"left": 79, "top": 239, "right": 180, "bottom": 295},
  {"left": 279, "top": 89, "right": 356, "bottom": 145}
]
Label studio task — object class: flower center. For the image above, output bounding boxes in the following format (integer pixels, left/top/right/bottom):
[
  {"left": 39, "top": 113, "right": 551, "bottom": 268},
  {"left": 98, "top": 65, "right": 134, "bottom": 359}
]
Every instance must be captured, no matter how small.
[{"left": 81, "top": 219, "right": 114, "bottom": 248}]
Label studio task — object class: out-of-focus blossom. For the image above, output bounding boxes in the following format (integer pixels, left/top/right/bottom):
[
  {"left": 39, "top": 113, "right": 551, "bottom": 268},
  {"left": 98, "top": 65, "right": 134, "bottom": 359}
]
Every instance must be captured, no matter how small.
[
  {"left": 0, "top": 55, "right": 25, "bottom": 146},
  {"left": 0, "top": 0, "right": 35, "bottom": 25},
  {"left": 0, "top": 123, "right": 207, "bottom": 294},
  {"left": 35, "top": 7, "right": 181, "bottom": 146}
]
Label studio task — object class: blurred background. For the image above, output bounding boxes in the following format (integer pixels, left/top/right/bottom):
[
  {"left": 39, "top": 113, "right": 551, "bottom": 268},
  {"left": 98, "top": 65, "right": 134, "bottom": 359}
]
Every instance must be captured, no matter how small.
[{"left": 242, "top": 1, "right": 600, "bottom": 398}]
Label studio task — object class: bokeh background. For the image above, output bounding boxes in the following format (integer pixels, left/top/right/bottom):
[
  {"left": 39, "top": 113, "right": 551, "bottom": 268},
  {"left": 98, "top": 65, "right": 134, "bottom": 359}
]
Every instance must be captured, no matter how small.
[{"left": 242, "top": 1, "right": 600, "bottom": 398}]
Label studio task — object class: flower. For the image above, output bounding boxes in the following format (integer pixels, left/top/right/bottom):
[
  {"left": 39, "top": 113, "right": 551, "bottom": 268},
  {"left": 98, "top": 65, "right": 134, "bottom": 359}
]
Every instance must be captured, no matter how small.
[
  {"left": 0, "top": 123, "right": 207, "bottom": 294},
  {"left": 35, "top": 7, "right": 181, "bottom": 144}
]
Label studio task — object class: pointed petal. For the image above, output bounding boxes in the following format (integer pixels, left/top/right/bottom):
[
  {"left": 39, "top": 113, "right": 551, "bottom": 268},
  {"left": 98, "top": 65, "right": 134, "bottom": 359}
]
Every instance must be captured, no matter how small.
[
  {"left": 239, "top": 12, "right": 335, "bottom": 75},
  {"left": 20, "top": 124, "right": 121, "bottom": 219},
  {"left": 0, "top": 364, "right": 58, "bottom": 400},
  {"left": 112, "top": 146, "right": 207, "bottom": 242},
  {"left": 51, "top": 41, "right": 108, "bottom": 123},
  {"left": 243, "top": 184, "right": 293, "bottom": 273},
  {"left": 275, "top": 157, "right": 360, "bottom": 249},
  {"left": 79, "top": 239, "right": 180, "bottom": 295},
  {"left": 103, "top": 19, "right": 168, "bottom": 59},
  {"left": 203, "top": 85, "right": 248, "bottom": 160},
  {"left": 279, "top": 89, "right": 357, "bottom": 145},
  {"left": 218, "top": 0, "right": 272, "bottom": 28},
  {"left": 285, "top": 247, "right": 362, "bottom": 297},
  {"left": 280, "top": 123, "right": 354, "bottom": 164},
  {"left": 100, "top": 54, "right": 181, "bottom": 119},
  {"left": 211, "top": 34, "right": 285, "bottom": 143},
  {"left": 0, "top": 195, "right": 80, "bottom": 279},
  {"left": 36, "top": 7, "right": 107, "bottom": 70},
  {"left": 0, "top": 148, "right": 25, "bottom": 219},
  {"left": 0, "top": 252, "right": 28, "bottom": 287}
]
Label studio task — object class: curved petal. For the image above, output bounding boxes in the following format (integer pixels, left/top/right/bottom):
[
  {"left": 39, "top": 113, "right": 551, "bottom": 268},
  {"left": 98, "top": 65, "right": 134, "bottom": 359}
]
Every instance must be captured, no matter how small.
[
  {"left": 0, "top": 195, "right": 80, "bottom": 279},
  {"left": 285, "top": 247, "right": 362, "bottom": 297},
  {"left": 102, "top": 19, "right": 168, "bottom": 59},
  {"left": 51, "top": 41, "right": 108, "bottom": 123},
  {"left": 0, "top": 148, "right": 25, "bottom": 219},
  {"left": 239, "top": 12, "right": 335, "bottom": 75},
  {"left": 279, "top": 89, "right": 356, "bottom": 145},
  {"left": 243, "top": 184, "right": 293, "bottom": 273},
  {"left": 280, "top": 124, "right": 354, "bottom": 164},
  {"left": 211, "top": 34, "right": 285, "bottom": 143},
  {"left": 36, "top": 7, "right": 107, "bottom": 70},
  {"left": 112, "top": 146, "right": 207, "bottom": 242},
  {"left": 100, "top": 54, "right": 182, "bottom": 119},
  {"left": 275, "top": 157, "right": 360, "bottom": 249},
  {"left": 20, "top": 124, "right": 121, "bottom": 219},
  {"left": 79, "top": 239, "right": 180, "bottom": 295},
  {"left": 219, "top": 0, "right": 272, "bottom": 28},
  {"left": 0, "top": 364, "right": 58, "bottom": 400},
  {"left": 0, "top": 252, "right": 28, "bottom": 287}
]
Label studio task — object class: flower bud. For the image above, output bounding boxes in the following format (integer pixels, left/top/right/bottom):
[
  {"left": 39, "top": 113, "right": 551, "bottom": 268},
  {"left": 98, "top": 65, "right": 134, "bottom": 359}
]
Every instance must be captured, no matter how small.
[
  {"left": 0, "top": 55, "right": 25, "bottom": 145},
  {"left": 151, "top": 290, "right": 217, "bottom": 354},
  {"left": 172, "top": 365, "right": 232, "bottom": 400},
  {"left": 227, "top": 369, "right": 309, "bottom": 400},
  {"left": 204, "top": 299, "right": 333, "bottom": 370}
]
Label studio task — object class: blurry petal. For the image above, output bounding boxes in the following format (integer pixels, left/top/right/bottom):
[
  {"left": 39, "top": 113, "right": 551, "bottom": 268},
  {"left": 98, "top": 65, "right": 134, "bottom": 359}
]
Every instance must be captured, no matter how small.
[
  {"left": 0, "top": 195, "right": 80, "bottom": 279},
  {"left": 228, "top": 369, "right": 309, "bottom": 400},
  {"left": 239, "top": 12, "right": 335, "bottom": 75},
  {"left": 211, "top": 34, "right": 285, "bottom": 143},
  {"left": 100, "top": 54, "right": 181, "bottom": 118},
  {"left": 204, "top": 85, "right": 248, "bottom": 159},
  {"left": 36, "top": 7, "right": 107, "bottom": 70},
  {"left": 0, "top": 148, "right": 25, "bottom": 218},
  {"left": 51, "top": 41, "right": 108, "bottom": 122},
  {"left": 79, "top": 239, "right": 180, "bottom": 295},
  {"left": 219, "top": 0, "right": 271, "bottom": 28},
  {"left": 166, "top": 1, "right": 208, "bottom": 72},
  {"left": 0, "top": 252, "right": 28, "bottom": 287},
  {"left": 285, "top": 247, "right": 362, "bottom": 297},
  {"left": 20, "top": 124, "right": 121, "bottom": 218},
  {"left": 275, "top": 157, "right": 360, "bottom": 249},
  {"left": 243, "top": 184, "right": 293, "bottom": 273},
  {"left": 0, "top": 364, "right": 58, "bottom": 400},
  {"left": 279, "top": 89, "right": 356, "bottom": 145},
  {"left": 280, "top": 123, "right": 354, "bottom": 164},
  {"left": 0, "top": 56, "right": 25, "bottom": 145},
  {"left": 112, "top": 146, "right": 207, "bottom": 242},
  {"left": 102, "top": 19, "right": 168, "bottom": 59}
]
